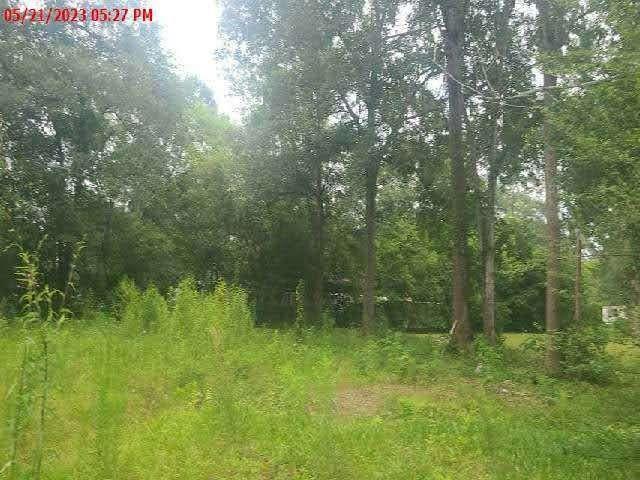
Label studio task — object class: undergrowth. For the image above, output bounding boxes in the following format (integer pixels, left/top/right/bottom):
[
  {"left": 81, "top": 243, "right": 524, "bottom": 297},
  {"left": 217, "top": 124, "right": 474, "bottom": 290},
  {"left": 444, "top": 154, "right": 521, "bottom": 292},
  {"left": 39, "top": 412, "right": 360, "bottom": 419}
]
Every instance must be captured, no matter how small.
[{"left": 0, "top": 280, "right": 638, "bottom": 479}]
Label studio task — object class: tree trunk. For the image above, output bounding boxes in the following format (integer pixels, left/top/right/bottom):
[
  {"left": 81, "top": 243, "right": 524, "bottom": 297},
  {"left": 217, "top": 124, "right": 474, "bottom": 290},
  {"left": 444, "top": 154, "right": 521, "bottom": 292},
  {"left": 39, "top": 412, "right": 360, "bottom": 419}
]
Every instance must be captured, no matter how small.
[
  {"left": 467, "top": 116, "right": 485, "bottom": 262},
  {"left": 537, "top": 0, "right": 562, "bottom": 375},
  {"left": 361, "top": 0, "right": 383, "bottom": 334},
  {"left": 543, "top": 70, "right": 560, "bottom": 374},
  {"left": 441, "top": 0, "right": 472, "bottom": 349},
  {"left": 480, "top": 0, "right": 514, "bottom": 344},
  {"left": 53, "top": 131, "right": 71, "bottom": 298},
  {"left": 100, "top": 202, "right": 114, "bottom": 295},
  {"left": 308, "top": 160, "right": 325, "bottom": 325},
  {"left": 483, "top": 140, "right": 499, "bottom": 344},
  {"left": 573, "top": 228, "right": 582, "bottom": 325},
  {"left": 362, "top": 167, "right": 377, "bottom": 333}
]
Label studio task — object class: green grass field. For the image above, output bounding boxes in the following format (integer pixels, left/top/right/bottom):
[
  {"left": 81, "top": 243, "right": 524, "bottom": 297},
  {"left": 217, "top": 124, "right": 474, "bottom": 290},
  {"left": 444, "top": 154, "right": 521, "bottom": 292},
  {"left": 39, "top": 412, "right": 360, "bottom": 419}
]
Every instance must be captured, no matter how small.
[{"left": 1, "top": 321, "right": 638, "bottom": 480}]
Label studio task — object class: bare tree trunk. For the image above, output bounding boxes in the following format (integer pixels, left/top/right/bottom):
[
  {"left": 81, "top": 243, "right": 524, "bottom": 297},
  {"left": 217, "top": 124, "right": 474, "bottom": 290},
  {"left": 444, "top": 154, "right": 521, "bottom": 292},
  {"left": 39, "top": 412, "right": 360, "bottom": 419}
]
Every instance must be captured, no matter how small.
[
  {"left": 483, "top": 145, "right": 499, "bottom": 344},
  {"left": 441, "top": 0, "right": 472, "bottom": 349},
  {"left": 467, "top": 99, "right": 498, "bottom": 345},
  {"left": 537, "top": 0, "right": 563, "bottom": 375},
  {"left": 543, "top": 73, "right": 560, "bottom": 374},
  {"left": 100, "top": 202, "right": 114, "bottom": 294},
  {"left": 573, "top": 228, "right": 582, "bottom": 325},
  {"left": 480, "top": 0, "right": 514, "bottom": 344},
  {"left": 362, "top": 167, "right": 377, "bottom": 333},
  {"left": 466, "top": 116, "right": 485, "bottom": 261},
  {"left": 361, "top": 0, "right": 383, "bottom": 334},
  {"left": 308, "top": 157, "right": 325, "bottom": 325}
]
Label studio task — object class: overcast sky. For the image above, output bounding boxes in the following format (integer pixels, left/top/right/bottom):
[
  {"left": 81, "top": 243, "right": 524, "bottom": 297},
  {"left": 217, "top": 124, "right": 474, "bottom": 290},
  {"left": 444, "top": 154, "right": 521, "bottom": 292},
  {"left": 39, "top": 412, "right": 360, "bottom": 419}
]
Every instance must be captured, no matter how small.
[
  {"left": 152, "top": 0, "right": 540, "bottom": 124},
  {"left": 153, "top": 0, "right": 238, "bottom": 120}
]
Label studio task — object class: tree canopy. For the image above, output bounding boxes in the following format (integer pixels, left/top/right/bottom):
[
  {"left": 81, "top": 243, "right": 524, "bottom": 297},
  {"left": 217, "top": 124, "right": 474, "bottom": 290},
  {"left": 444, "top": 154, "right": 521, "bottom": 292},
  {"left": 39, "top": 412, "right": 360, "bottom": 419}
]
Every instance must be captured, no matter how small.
[{"left": 1, "top": 0, "right": 638, "bottom": 351}]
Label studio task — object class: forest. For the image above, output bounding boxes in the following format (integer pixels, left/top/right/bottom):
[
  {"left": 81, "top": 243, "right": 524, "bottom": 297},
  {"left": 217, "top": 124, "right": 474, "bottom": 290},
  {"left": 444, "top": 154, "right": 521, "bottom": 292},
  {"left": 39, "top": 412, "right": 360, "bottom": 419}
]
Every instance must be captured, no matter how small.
[{"left": 0, "top": 0, "right": 639, "bottom": 478}]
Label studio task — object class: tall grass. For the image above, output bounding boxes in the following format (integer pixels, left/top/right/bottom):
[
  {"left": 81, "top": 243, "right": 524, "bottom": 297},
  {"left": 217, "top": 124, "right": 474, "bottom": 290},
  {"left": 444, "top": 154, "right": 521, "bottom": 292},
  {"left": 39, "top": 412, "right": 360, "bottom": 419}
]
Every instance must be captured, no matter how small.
[
  {"left": 1, "top": 278, "right": 638, "bottom": 479},
  {"left": 3, "top": 241, "right": 65, "bottom": 480}
]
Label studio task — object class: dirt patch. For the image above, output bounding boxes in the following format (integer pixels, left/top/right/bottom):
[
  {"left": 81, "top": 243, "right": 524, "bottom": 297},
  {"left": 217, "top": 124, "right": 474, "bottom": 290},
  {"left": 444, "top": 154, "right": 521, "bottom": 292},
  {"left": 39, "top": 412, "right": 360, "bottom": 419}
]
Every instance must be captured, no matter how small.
[
  {"left": 325, "top": 379, "right": 539, "bottom": 417},
  {"left": 333, "top": 383, "right": 438, "bottom": 416},
  {"left": 491, "top": 380, "right": 543, "bottom": 406}
]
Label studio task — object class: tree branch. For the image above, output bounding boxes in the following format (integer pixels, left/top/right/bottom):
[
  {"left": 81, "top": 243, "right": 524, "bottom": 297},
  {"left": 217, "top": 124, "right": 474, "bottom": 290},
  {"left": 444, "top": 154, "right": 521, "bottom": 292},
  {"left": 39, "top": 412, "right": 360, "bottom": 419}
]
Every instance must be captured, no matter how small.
[{"left": 338, "top": 93, "right": 362, "bottom": 129}]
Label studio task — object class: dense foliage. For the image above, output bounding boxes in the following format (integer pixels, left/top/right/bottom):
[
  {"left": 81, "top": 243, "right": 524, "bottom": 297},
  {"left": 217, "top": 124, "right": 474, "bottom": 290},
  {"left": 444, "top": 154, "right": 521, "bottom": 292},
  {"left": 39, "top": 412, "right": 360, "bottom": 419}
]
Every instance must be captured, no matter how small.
[
  {"left": 1, "top": 1, "right": 640, "bottom": 477},
  {"left": 1, "top": 286, "right": 638, "bottom": 478},
  {"left": 1, "top": 0, "right": 638, "bottom": 338}
]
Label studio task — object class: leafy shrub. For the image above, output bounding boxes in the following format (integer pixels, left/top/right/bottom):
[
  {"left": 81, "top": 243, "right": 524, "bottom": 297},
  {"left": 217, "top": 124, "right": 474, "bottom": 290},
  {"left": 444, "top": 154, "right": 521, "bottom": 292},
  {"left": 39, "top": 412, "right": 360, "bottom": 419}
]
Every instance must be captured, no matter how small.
[
  {"left": 609, "top": 306, "right": 640, "bottom": 346},
  {"left": 378, "top": 333, "right": 414, "bottom": 377},
  {"left": 0, "top": 311, "right": 7, "bottom": 332},
  {"left": 4, "top": 240, "right": 67, "bottom": 478},
  {"left": 140, "top": 286, "right": 169, "bottom": 332},
  {"left": 116, "top": 279, "right": 169, "bottom": 334},
  {"left": 294, "top": 279, "right": 305, "bottom": 328},
  {"left": 472, "top": 335, "right": 506, "bottom": 379},
  {"left": 354, "top": 332, "right": 427, "bottom": 381},
  {"left": 0, "top": 298, "right": 11, "bottom": 325},
  {"left": 115, "top": 278, "right": 141, "bottom": 328},
  {"left": 116, "top": 278, "right": 252, "bottom": 340},
  {"left": 212, "top": 281, "right": 253, "bottom": 333},
  {"left": 520, "top": 334, "right": 546, "bottom": 354},
  {"left": 321, "top": 310, "right": 335, "bottom": 330},
  {"left": 168, "top": 277, "right": 205, "bottom": 337},
  {"left": 521, "top": 327, "right": 615, "bottom": 383},
  {"left": 556, "top": 326, "right": 615, "bottom": 383}
]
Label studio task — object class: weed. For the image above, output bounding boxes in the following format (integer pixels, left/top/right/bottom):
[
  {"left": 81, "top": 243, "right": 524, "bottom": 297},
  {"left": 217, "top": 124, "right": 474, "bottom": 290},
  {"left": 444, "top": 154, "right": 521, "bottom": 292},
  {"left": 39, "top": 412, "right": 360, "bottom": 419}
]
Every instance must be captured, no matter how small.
[
  {"left": 4, "top": 239, "right": 71, "bottom": 479},
  {"left": 0, "top": 284, "right": 638, "bottom": 479}
]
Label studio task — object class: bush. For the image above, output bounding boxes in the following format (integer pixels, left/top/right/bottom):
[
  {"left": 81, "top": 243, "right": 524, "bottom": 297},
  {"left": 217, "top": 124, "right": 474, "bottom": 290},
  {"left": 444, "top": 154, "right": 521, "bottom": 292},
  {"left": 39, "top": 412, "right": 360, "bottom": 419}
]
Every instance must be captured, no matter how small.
[
  {"left": 169, "top": 277, "right": 205, "bottom": 337},
  {"left": 519, "top": 327, "right": 616, "bottom": 383},
  {"left": 472, "top": 335, "right": 506, "bottom": 379},
  {"left": 211, "top": 281, "right": 253, "bottom": 333},
  {"left": 556, "top": 325, "right": 615, "bottom": 383},
  {"left": 116, "top": 279, "right": 169, "bottom": 334},
  {"left": 116, "top": 278, "right": 253, "bottom": 340},
  {"left": 609, "top": 306, "right": 640, "bottom": 345},
  {"left": 353, "top": 332, "right": 433, "bottom": 381}
]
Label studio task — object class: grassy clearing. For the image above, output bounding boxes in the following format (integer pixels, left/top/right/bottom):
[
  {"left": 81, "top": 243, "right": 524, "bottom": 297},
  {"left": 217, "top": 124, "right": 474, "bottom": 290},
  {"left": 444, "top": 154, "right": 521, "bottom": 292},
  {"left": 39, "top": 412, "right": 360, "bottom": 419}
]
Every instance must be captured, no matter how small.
[{"left": 1, "top": 291, "right": 639, "bottom": 479}]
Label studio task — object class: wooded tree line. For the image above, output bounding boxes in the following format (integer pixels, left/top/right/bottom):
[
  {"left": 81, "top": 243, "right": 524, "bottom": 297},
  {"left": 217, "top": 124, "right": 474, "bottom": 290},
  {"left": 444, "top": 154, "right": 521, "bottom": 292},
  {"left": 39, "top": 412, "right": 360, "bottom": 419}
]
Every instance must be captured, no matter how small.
[{"left": 1, "top": 0, "right": 639, "bottom": 365}]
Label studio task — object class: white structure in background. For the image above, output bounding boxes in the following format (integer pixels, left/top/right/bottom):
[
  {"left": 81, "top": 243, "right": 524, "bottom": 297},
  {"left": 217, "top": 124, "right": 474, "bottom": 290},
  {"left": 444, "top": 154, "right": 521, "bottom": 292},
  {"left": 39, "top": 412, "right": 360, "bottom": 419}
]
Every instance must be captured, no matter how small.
[{"left": 602, "top": 305, "right": 627, "bottom": 324}]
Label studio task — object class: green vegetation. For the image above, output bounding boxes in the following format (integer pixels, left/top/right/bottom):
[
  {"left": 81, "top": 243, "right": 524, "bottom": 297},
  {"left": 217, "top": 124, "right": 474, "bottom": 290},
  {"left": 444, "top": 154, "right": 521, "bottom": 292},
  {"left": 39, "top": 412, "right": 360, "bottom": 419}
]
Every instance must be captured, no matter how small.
[
  {"left": 1, "top": 285, "right": 638, "bottom": 479},
  {"left": 2, "top": 0, "right": 639, "bottom": 341},
  {"left": 2, "top": 0, "right": 640, "bottom": 476}
]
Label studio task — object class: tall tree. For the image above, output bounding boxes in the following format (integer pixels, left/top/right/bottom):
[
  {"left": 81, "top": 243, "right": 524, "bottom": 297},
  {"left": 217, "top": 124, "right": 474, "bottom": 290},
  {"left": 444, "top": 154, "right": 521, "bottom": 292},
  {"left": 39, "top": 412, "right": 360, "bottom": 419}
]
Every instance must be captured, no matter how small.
[
  {"left": 481, "top": 0, "right": 514, "bottom": 343},
  {"left": 439, "top": 0, "right": 473, "bottom": 348},
  {"left": 220, "top": 0, "right": 358, "bottom": 324},
  {"left": 0, "top": 12, "right": 225, "bottom": 302},
  {"left": 536, "top": 0, "right": 567, "bottom": 373},
  {"left": 466, "top": 0, "right": 527, "bottom": 343},
  {"left": 556, "top": 0, "right": 640, "bottom": 328},
  {"left": 320, "top": 0, "right": 410, "bottom": 332},
  {"left": 360, "top": 0, "right": 385, "bottom": 332}
]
